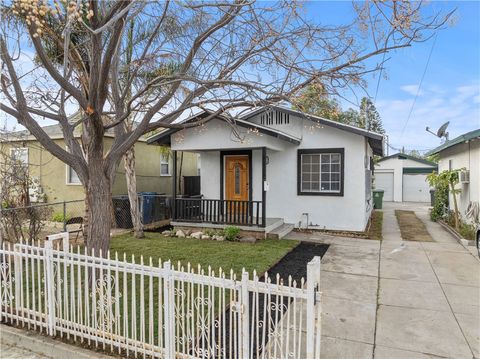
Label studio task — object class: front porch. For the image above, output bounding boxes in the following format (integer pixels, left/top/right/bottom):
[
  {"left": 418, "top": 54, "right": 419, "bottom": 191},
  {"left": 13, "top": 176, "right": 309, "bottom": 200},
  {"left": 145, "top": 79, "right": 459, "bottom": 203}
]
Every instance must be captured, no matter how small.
[{"left": 170, "top": 146, "right": 271, "bottom": 229}]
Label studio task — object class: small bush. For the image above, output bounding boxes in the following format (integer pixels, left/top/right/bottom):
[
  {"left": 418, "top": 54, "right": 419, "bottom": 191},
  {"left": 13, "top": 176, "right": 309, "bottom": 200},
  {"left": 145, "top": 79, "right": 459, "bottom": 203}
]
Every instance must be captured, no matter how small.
[
  {"left": 52, "top": 212, "right": 70, "bottom": 222},
  {"left": 459, "top": 222, "right": 476, "bottom": 241},
  {"left": 430, "top": 181, "right": 449, "bottom": 221},
  {"left": 223, "top": 226, "right": 240, "bottom": 241},
  {"left": 444, "top": 211, "right": 476, "bottom": 241}
]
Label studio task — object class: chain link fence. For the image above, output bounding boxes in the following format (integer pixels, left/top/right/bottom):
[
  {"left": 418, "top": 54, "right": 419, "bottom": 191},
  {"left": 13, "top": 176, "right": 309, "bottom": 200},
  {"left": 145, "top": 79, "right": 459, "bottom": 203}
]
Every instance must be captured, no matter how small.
[
  {"left": 0, "top": 194, "right": 173, "bottom": 244},
  {"left": 112, "top": 193, "right": 172, "bottom": 230},
  {"left": 0, "top": 199, "right": 85, "bottom": 244}
]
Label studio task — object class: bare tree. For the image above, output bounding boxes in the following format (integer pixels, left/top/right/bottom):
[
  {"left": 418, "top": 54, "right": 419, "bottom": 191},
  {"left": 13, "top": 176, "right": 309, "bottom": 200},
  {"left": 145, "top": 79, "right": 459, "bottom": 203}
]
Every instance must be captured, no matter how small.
[{"left": 1, "top": 0, "right": 452, "bottom": 254}]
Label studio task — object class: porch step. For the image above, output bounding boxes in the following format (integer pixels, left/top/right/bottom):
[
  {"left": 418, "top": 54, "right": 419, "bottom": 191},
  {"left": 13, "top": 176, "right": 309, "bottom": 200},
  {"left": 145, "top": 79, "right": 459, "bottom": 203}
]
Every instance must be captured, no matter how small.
[{"left": 268, "top": 223, "right": 295, "bottom": 239}]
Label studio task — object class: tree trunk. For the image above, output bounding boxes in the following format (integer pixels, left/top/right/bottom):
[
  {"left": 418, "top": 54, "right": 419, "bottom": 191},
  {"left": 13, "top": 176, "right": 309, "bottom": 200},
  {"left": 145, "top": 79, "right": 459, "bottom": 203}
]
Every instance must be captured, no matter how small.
[
  {"left": 85, "top": 166, "right": 112, "bottom": 257},
  {"left": 450, "top": 181, "right": 460, "bottom": 230},
  {"left": 124, "top": 147, "right": 144, "bottom": 238}
]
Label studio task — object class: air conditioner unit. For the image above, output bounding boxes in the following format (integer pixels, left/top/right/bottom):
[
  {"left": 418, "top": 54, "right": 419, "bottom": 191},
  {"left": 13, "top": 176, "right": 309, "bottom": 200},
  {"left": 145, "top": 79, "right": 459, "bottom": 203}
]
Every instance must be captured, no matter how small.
[{"left": 460, "top": 170, "right": 470, "bottom": 184}]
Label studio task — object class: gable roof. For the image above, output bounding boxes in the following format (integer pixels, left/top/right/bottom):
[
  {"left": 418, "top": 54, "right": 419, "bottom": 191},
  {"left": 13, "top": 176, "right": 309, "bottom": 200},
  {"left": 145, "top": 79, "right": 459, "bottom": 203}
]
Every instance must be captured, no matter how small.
[
  {"left": 426, "top": 129, "right": 480, "bottom": 155},
  {"left": 146, "top": 110, "right": 301, "bottom": 146},
  {"left": 147, "top": 106, "right": 384, "bottom": 155},
  {"left": 377, "top": 153, "right": 437, "bottom": 167}
]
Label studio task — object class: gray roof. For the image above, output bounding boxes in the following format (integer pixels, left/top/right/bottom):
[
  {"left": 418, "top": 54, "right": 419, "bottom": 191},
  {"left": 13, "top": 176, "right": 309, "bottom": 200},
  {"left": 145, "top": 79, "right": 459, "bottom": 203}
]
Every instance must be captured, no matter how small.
[
  {"left": 147, "top": 106, "right": 384, "bottom": 155},
  {"left": 378, "top": 153, "right": 437, "bottom": 167},
  {"left": 2, "top": 112, "right": 145, "bottom": 141}
]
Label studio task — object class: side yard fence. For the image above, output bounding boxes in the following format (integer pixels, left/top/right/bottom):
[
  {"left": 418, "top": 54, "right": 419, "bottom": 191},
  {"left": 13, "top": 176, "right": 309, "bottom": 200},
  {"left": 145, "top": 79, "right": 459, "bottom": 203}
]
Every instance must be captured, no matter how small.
[
  {"left": 0, "top": 194, "right": 172, "bottom": 243},
  {"left": 0, "top": 233, "right": 322, "bottom": 358}
]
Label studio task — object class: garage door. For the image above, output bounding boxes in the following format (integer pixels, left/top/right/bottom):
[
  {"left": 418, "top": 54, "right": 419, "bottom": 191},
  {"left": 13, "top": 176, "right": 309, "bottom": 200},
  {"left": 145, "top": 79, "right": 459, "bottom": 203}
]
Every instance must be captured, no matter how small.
[
  {"left": 403, "top": 174, "right": 431, "bottom": 202},
  {"left": 375, "top": 172, "right": 394, "bottom": 201}
]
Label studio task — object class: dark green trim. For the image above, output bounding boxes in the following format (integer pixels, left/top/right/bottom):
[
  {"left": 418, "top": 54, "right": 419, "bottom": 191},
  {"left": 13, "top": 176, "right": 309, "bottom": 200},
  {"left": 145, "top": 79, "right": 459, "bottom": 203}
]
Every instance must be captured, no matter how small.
[
  {"left": 403, "top": 167, "right": 437, "bottom": 174},
  {"left": 378, "top": 153, "right": 437, "bottom": 167},
  {"left": 427, "top": 129, "right": 480, "bottom": 155}
]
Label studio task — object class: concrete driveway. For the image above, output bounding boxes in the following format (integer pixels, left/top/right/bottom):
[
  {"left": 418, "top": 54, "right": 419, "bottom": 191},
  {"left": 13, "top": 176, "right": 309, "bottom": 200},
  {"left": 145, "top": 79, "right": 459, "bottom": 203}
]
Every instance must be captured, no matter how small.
[{"left": 288, "top": 202, "right": 479, "bottom": 358}]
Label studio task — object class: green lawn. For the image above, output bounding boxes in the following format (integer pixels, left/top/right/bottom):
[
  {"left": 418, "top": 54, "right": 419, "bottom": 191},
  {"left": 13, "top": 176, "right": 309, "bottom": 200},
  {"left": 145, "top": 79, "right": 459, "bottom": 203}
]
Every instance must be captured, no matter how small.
[{"left": 110, "top": 232, "right": 298, "bottom": 276}]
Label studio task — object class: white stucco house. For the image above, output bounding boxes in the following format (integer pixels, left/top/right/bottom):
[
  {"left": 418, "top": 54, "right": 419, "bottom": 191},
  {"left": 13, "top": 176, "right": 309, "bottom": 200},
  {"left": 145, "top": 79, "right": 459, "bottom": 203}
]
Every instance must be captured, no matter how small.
[
  {"left": 427, "top": 129, "right": 480, "bottom": 223},
  {"left": 147, "top": 106, "right": 384, "bottom": 236},
  {"left": 374, "top": 153, "right": 437, "bottom": 202}
]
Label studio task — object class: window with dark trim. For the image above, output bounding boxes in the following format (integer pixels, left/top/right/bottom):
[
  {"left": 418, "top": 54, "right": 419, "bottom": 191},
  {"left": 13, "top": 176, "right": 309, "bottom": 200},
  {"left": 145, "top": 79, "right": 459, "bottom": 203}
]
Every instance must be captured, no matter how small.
[{"left": 297, "top": 148, "right": 344, "bottom": 196}]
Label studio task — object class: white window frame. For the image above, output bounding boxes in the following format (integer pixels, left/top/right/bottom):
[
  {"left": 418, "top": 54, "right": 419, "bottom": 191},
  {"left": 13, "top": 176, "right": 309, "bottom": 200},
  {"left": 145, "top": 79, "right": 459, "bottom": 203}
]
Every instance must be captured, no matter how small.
[
  {"left": 160, "top": 152, "right": 171, "bottom": 176},
  {"left": 65, "top": 165, "right": 82, "bottom": 185},
  {"left": 10, "top": 147, "right": 29, "bottom": 167}
]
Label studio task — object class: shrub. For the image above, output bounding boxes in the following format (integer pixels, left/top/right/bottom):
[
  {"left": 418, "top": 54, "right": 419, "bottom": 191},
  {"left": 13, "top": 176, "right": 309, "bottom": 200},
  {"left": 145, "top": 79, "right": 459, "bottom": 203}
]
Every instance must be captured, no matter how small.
[
  {"left": 444, "top": 211, "right": 476, "bottom": 241},
  {"left": 52, "top": 212, "right": 70, "bottom": 223},
  {"left": 223, "top": 226, "right": 240, "bottom": 241},
  {"left": 430, "top": 181, "right": 449, "bottom": 221},
  {"left": 459, "top": 222, "right": 476, "bottom": 241}
]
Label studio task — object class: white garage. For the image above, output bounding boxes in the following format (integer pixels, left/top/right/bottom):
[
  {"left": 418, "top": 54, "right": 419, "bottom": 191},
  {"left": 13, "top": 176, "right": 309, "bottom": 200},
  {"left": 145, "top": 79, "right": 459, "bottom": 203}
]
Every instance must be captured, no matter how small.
[
  {"left": 374, "top": 153, "right": 437, "bottom": 203},
  {"left": 375, "top": 172, "right": 394, "bottom": 201},
  {"left": 402, "top": 172, "right": 432, "bottom": 202}
]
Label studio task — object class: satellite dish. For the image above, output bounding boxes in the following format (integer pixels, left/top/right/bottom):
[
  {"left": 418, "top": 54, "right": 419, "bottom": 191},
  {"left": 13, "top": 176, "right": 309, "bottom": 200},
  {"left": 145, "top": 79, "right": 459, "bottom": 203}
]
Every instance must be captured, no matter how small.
[
  {"left": 426, "top": 121, "right": 449, "bottom": 141},
  {"left": 437, "top": 121, "right": 449, "bottom": 138}
]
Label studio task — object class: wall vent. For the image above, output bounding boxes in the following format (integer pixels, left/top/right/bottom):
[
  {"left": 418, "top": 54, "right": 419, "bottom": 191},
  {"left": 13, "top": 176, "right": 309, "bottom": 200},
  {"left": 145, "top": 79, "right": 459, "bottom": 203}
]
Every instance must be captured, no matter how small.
[{"left": 260, "top": 110, "right": 290, "bottom": 126}]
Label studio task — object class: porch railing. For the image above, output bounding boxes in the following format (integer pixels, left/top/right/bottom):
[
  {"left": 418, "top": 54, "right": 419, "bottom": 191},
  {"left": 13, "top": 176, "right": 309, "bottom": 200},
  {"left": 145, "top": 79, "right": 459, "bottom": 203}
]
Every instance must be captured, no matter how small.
[{"left": 173, "top": 198, "right": 265, "bottom": 227}]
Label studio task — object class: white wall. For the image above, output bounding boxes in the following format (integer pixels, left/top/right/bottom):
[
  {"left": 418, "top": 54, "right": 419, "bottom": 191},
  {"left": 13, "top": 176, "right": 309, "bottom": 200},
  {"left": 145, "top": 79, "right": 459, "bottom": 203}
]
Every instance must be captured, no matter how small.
[
  {"left": 375, "top": 156, "right": 435, "bottom": 202},
  {"left": 199, "top": 151, "right": 220, "bottom": 199},
  {"left": 265, "top": 119, "right": 370, "bottom": 231},
  {"left": 171, "top": 119, "right": 289, "bottom": 152},
  {"left": 437, "top": 139, "right": 480, "bottom": 222}
]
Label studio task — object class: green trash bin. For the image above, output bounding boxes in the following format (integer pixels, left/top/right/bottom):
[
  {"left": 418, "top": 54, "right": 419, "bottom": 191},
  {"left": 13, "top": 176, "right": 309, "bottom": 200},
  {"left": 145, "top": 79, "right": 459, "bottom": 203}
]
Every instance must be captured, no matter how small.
[{"left": 373, "top": 190, "right": 384, "bottom": 209}]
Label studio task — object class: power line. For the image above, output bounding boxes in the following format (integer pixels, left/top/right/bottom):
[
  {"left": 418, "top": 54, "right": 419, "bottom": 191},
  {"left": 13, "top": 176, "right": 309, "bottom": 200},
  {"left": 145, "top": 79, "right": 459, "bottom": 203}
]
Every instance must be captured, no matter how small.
[{"left": 400, "top": 32, "right": 438, "bottom": 137}]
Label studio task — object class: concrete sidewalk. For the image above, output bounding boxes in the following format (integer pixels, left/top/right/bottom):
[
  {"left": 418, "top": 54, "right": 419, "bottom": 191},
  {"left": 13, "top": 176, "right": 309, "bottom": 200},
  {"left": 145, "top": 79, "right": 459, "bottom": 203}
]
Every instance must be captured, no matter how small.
[{"left": 287, "top": 201, "right": 479, "bottom": 358}]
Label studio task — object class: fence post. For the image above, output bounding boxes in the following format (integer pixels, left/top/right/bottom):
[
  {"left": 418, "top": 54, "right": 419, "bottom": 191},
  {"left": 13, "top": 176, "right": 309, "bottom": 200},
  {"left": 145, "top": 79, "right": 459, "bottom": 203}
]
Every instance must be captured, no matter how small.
[
  {"left": 241, "top": 271, "right": 250, "bottom": 359},
  {"left": 63, "top": 201, "right": 67, "bottom": 232},
  {"left": 44, "top": 240, "right": 56, "bottom": 336},
  {"left": 46, "top": 232, "right": 69, "bottom": 253},
  {"left": 13, "top": 244, "right": 21, "bottom": 312},
  {"left": 306, "top": 256, "right": 321, "bottom": 359},
  {"left": 163, "top": 261, "right": 175, "bottom": 359}
]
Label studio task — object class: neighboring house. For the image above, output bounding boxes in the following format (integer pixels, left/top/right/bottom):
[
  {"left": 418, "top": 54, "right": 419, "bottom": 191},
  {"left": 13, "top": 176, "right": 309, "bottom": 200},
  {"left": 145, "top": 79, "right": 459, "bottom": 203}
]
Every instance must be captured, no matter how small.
[
  {"left": 0, "top": 123, "right": 198, "bottom": 204},
  {"left": 427, "top": 129, "right": 480, "bottom": 223},
  {"left": 147, "top": 105, "right": 384, "bottom": 235},
  {"left": 374, "top": 153, "right": 437, "bottom": 202}
]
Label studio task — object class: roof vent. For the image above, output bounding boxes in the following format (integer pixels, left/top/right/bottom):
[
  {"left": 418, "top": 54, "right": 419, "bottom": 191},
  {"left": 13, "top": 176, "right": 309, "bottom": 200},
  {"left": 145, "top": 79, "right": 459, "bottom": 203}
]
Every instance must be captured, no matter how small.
[{"left": 260, "top": 110, "right": 289, "bottom": 126}]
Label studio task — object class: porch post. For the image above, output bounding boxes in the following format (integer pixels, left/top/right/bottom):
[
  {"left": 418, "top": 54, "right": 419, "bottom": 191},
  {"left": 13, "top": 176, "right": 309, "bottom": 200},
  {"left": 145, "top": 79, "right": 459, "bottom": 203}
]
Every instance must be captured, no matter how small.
[
  {"left": 172, "top": 150, "right": 177, "bottom": 220},
  {"left": 262, "top": 147, "right": 266, "bottom": 227}
]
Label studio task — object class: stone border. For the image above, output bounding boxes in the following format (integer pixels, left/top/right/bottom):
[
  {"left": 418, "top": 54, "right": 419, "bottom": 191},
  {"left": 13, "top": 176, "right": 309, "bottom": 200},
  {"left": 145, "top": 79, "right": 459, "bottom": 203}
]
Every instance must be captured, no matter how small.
[
  {"left": 0, "top": 324, "right": 113, "bottom": 359},
  {"left": 437, "top": 220, "right": 475, "bottom": 247}
]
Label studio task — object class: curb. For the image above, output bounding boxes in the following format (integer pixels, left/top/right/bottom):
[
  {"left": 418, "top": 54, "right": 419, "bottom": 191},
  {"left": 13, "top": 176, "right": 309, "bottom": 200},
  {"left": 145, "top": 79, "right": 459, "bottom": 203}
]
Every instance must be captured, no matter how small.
[
  {"left": 0, "top": 324, "right": 112, "bottom": 359},
  {"left": 437, "top": 220, "right": 475, "bottom": 247}
]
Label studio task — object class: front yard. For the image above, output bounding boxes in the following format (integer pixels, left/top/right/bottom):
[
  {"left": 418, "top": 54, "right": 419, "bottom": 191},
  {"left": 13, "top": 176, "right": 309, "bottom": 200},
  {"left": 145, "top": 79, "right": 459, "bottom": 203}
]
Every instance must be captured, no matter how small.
[{"left": 110, "top": 232, "right": 298, "bottom": 276}]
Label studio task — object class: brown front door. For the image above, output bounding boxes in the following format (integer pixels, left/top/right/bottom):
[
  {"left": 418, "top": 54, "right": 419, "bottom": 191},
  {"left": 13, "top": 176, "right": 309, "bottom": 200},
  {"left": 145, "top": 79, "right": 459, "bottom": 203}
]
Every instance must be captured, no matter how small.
[{"left": 225, "top": 156, "right": 249, "bottom": 201}]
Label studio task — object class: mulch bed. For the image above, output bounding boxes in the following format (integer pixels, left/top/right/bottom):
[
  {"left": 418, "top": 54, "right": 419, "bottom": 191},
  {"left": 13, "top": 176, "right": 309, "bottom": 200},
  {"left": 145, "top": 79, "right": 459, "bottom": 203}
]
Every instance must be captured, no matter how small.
[
  {"left": 395, "top": 210, "right": 433, "bottom": 242},
  {"left": 260, "top": 242, "right": 329, "bottom": 282}
]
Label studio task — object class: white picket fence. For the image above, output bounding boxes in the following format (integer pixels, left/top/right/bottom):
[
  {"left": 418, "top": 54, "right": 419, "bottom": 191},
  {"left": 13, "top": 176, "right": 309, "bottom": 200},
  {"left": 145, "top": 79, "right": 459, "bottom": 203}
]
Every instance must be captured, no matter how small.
[{"left": 0, "top": 233, "right": 322, "bottom": 358}]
